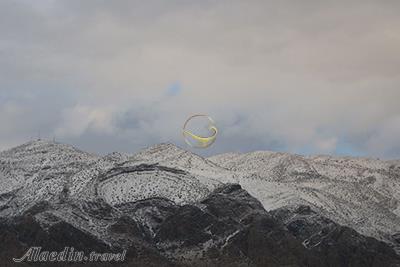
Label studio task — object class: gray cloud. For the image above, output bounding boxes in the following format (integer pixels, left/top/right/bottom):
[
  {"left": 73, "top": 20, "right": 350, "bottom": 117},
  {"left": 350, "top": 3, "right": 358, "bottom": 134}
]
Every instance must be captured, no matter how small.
[{"left": 0, "top": 0, "right": 400, "bottom": 158}]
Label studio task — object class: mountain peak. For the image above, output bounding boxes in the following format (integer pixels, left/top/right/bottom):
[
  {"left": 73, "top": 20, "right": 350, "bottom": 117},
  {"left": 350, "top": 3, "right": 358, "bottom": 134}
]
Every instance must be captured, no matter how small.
[
  {"left": 143, "top": 142, "right": 188, "bottom": 153},
  {"left": 0, "top": 139, "right": 90, "bottom": 157},
  {"left": 131, "top": 142, "right": 198, "bottom": 163},
  {"left": 0, "top": 139, "right": 99, "bottom": 212}
]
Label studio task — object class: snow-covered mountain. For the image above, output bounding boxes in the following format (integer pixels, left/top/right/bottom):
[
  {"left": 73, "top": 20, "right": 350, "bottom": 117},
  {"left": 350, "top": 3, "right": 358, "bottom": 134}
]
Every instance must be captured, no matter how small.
[
  {"left": 129, "top": 143, "right": 236, "bottom": 183},
  {"left": 0, "top": 140, "right": 399, "bottom": 266},
  {"left": 0, "top": 140, "right": 99, "bottom": 215},
  {"left": 209, "top": 150, "right": 400, "bottom": 252}
]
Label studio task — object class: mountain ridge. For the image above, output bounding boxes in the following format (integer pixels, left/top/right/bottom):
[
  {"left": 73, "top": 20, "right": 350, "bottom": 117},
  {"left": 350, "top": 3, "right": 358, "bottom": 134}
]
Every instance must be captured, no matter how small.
[{"left": 0, "top": 140, "right": 400, "bottom": 265}]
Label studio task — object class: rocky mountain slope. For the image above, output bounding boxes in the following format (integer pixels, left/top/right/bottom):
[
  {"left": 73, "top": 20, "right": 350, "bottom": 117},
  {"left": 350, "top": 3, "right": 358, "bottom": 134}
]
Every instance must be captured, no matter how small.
[
  {"left": 0, "top": 141, "right": 99, "bottom": 216},
  {"left": 209, "top": 150, "right": 400, "bottom": 253},
  {"left": 1, "top": 183, "right": 399, "bottom": 267},
  {"left": 0, "top": 140, "right": 399, "bottom": 266}
]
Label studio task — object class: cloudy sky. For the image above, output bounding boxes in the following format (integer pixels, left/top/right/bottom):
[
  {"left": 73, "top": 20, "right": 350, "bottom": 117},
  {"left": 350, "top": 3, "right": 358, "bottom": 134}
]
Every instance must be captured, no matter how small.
[{"left": 1, "top": 0, "right": 399, "bottom": 158}]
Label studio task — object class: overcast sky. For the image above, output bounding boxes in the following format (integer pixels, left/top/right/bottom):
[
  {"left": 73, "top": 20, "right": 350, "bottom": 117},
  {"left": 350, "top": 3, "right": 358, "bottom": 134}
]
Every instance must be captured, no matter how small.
[{"left": 0, "top": 0, "right": 399, "bottom": 158}]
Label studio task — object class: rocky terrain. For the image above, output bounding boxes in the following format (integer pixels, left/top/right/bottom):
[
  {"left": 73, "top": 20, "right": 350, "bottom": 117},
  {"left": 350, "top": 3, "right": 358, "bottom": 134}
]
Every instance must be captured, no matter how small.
[
  {"left": 209, "top": 150, "right": 400, "bottom": 253},
  {"left": 0, "top": 140, "right": 399, "bottom": 266}
]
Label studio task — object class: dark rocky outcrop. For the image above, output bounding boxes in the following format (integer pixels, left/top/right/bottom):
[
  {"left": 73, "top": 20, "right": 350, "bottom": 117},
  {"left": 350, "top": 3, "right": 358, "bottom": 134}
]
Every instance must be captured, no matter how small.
[{"left": 272, "top": 204, "right": 400, "bottom": 267}]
